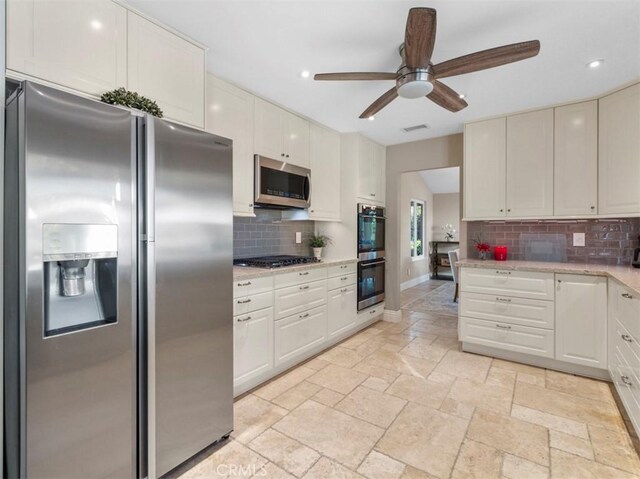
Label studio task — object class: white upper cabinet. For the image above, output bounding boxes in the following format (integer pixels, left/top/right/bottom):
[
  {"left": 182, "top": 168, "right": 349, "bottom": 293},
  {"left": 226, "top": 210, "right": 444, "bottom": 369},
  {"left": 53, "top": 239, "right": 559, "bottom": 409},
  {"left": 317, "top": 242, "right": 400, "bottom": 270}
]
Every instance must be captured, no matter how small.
[
  {"left": 309, "top": 124, "right": 341, "bottom": 221},
  {"left": 254, "top": 98, "right": 310, "bottom": 168},
  {"left": 599, "top": 84, "right": 640, "bottom": 215},
  {"left": 356, "top": 136, "right": 385, "bottom": 205},
  {"left": 464, "top": 118, "right": 506, "bottom": 219},
  {"left": 206, "top": 75, "right": 255, "bottom": 217},
  {"left": 555, "top": 274, "right": 607, "bottom": 369},
  {"left": 506, "top": 109, "right": 554, "bottom": 217},
  {"left": 7, "top": 0, "right": 127, "bottom": 96},
  {"left": 554, "top": 101, "right": 598, "bottom": 216},
  {"left": 127, "top": 11, "right": 206, "bottom": 128}
]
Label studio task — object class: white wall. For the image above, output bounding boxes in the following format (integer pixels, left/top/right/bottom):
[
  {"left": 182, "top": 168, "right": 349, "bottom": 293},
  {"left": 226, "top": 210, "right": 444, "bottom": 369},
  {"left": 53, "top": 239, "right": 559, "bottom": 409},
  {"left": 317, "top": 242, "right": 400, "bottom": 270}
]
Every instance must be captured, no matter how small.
[
  {"left": 432, "top": 193, "right": 460, "bottom": 241},
  {"left": 400, "top": 172, "right": 433, "bottom": 287}
]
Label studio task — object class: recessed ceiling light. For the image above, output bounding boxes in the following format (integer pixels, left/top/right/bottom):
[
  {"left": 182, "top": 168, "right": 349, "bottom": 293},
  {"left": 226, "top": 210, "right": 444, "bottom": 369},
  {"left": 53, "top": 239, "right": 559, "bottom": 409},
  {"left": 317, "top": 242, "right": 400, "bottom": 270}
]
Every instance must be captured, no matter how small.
[
  {"left": 587, "top": 59, "right": 604, "bottom": 69},
  {"left": 368, "top": 116, "right": 375, "bottom": 121},
  {"left": 300, "top": 70, "right": 310, "bottom": 79},
  {"left": 458, "top": 93, "right": 466, "bottom": 99},
  {"left": 90, "top": 20, "right": 103, "bottom": 30}
]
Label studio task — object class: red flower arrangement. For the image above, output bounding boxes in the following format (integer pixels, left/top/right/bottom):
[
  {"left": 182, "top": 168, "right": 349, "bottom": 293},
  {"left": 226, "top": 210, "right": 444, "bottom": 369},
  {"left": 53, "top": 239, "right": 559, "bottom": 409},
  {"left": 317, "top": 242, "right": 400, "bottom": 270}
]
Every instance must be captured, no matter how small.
[
  {"left": 473, "top": 234, "right": 491, "bottom": 260},
  {"left": 475, "top": 242, "right": 491, "bottom": 253}
]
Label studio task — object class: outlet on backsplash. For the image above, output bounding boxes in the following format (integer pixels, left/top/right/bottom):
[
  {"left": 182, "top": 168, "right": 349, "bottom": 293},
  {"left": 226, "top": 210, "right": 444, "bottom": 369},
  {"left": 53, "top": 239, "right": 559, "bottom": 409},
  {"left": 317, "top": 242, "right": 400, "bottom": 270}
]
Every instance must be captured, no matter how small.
[{"left": 573, "top": 233, "right": 585, "bottom": 247}]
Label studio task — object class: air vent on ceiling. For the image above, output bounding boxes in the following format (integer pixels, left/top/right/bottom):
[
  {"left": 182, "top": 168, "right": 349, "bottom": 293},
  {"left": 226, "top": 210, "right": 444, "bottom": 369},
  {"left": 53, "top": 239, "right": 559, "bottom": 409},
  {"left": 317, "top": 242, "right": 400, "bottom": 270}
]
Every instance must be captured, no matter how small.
[{"left": 402, "top": 124, "right": 430, "bottom": 133}]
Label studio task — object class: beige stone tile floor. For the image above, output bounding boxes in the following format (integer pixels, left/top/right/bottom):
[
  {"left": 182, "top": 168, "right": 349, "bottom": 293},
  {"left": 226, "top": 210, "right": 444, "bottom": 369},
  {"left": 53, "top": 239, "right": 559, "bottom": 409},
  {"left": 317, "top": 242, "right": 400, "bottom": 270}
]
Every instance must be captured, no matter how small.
[{"left": 172, "top": 281, "right": 640, "bottom": 479}]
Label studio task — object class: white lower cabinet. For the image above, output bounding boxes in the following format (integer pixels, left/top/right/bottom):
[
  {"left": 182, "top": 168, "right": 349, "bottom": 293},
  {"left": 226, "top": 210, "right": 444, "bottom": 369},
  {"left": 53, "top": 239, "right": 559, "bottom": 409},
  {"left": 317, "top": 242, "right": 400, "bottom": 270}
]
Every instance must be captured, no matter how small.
[
  {"left": 274, "top": 279, "right": 327, "bottom": 320},
  {"left": 328, "top": 285, "right": 357, "bottom": 339},
  {"left": 555, "top": 274, "right": 607, "bottom": 368},
  {"left": 275, "top": 305, "right": 327, "bottom": 366},
  {"left": 234, "top": 307, "right": 273, "bottom": 387}
]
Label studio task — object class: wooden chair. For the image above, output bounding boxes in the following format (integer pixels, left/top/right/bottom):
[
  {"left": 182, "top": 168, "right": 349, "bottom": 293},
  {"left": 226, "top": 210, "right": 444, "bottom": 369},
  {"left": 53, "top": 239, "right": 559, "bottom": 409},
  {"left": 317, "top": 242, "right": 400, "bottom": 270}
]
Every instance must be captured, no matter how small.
[{"left": 448, "top": 249, "right": 460, "bottom": 302}]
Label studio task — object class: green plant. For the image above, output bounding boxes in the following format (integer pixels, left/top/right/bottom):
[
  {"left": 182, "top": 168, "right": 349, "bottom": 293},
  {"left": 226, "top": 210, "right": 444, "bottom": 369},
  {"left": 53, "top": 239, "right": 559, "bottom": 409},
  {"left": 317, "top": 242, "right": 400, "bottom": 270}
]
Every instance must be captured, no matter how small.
[
  {"left": 309, "top": 234, "right": 332, "bottom": 248},
  {"left": 100, "top": 88, "right": 163, "bottom": 118}
]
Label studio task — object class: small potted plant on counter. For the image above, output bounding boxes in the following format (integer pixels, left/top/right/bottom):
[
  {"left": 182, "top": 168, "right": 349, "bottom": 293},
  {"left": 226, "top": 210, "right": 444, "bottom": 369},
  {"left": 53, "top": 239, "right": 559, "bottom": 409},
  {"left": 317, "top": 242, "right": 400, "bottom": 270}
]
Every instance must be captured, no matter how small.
[{"left": 309, "top": 234, "right": 332, "bottom": 260}]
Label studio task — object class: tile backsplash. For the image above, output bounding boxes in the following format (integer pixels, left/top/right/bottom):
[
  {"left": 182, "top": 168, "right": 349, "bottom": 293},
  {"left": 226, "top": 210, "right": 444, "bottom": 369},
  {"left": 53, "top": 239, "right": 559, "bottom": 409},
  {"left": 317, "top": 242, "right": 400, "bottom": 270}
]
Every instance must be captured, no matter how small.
[
  {"left": 467, "top": 219, "right": 640, "bottom": 265},
  {"left": 233, "top": 209, "right": 315, "bottom": 258}
]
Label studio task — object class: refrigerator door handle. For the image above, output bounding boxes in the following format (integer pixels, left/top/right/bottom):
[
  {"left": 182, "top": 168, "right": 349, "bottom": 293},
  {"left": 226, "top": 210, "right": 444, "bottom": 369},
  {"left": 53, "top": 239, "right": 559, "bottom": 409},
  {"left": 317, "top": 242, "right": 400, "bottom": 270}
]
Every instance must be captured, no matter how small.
[
  {"left": 146, "top": 240, "right": 157, "bottom": 479},
  {"left": 145, "top": 116, "right": 156, "bottom": 242}
]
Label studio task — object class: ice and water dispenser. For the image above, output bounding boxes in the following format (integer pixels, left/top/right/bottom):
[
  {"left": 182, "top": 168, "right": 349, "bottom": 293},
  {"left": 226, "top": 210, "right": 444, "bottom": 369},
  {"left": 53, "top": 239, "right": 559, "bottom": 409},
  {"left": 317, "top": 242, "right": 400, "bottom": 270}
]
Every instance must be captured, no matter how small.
[{"left": 43, "top": 224, "right": 118, "bottom": 336}]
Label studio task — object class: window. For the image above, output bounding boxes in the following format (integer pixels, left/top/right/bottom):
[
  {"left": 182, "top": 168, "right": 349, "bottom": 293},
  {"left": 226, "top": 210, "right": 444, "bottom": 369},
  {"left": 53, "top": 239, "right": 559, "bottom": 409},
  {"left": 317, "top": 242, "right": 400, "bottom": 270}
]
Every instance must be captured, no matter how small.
[{"left": 410, "top": 199, "right": 425, "bottom": 258}]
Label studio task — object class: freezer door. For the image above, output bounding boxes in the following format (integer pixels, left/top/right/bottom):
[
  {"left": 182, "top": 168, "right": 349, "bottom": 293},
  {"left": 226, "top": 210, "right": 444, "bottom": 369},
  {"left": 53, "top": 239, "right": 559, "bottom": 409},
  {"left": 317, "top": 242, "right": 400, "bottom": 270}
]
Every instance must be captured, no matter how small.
[
  {"left": 145, "top": 117, "right": 233, "bottom": 477},
  {"left": 4, "top": 82, "right": 136, "bottom": 478}
]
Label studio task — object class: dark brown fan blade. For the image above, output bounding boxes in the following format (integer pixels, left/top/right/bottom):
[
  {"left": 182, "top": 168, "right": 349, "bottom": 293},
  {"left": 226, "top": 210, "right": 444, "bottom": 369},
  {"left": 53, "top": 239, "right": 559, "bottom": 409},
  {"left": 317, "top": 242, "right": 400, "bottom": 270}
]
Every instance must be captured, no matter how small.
[
  {"left": 427, "top": 81, "right": 468, "bottom": 112},
  {"left": 433, "top": 40, "right": 540, "bottom": 79},
  {"left": 404, "top": 7, "right": 437, "bottom": 68},
  {"left": 314, "top": 72, "right": 397, "bottom": 81},
  {"left": 359, "top": 87, "right": 399, "bottom": 118}
]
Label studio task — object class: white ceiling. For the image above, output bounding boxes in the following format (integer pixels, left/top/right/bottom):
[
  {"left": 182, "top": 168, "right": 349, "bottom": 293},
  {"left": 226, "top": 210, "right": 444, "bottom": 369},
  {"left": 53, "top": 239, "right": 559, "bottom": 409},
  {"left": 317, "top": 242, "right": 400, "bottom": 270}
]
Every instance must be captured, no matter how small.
[
  {"left": 419, "top": 167, "right": 460, "bottom": 194},
  {"left": 126, "top": 0, "right": 640, "bottom": 146}
]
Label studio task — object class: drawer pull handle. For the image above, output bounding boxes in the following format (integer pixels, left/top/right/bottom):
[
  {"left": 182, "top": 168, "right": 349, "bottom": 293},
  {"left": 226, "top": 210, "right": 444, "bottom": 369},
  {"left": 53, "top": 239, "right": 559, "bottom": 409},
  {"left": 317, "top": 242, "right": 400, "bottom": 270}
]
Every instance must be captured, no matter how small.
[
  {"left": 299, "top": 285, "right": 310, "bottom": 290},
  {"left": 622, "top": 293, "right": 633, "bottom": 299},
  {"left": 341, "top": 276, "right": 348, "bottom": 280},
  {"left": 237, "top": 299, "right": 252, "bottom": 304},
  {"left": 495, "top": 271, "right": 511, "bottom": 275},
  {"left": 237, "top": 281, "right": 252, "bottom": 287},
  {"left": 299, "top": 272, "right": 309, "bottom": 276},
  {"left": 340, "top": 288, "right": 348, "bottom": 293},
  {"left": 495, "top": 297, "right": 511, "bottom": 303},
  {"left": 622, "top": 334, "right": 634, "bottom": 343},
  {"left": 495, "top": 324, "right": 511, "bottom": 330},
  {"left": 622, "top": 375, "right": 633, "bottom": 386},
  {"left": 341, "top": 265, "right": 348, "bottom": 269},
  {"left": 369, "top": 309, "right": 376, "bottom": 314},
  {"left": 299, "top": 313, "right": 310, "bottom": 319},
  {"left": 237, "top": 316, "right": 251, "bottom": 322}
]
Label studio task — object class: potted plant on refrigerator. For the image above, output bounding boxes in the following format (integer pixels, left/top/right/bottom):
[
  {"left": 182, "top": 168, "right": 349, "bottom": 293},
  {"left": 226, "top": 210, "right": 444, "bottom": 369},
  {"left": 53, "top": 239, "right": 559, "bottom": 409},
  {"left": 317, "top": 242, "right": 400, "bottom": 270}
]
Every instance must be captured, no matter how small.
[{"left": 309, "top": 234, "right": 332, "bottom": 260}]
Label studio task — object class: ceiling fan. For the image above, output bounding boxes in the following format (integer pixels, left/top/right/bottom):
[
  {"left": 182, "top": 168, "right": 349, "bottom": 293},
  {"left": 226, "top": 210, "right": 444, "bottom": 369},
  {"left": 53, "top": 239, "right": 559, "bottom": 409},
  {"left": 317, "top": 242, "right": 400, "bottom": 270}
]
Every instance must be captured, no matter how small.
[{"left": 314, "top": 7, "right": 540, "bottom": 118}]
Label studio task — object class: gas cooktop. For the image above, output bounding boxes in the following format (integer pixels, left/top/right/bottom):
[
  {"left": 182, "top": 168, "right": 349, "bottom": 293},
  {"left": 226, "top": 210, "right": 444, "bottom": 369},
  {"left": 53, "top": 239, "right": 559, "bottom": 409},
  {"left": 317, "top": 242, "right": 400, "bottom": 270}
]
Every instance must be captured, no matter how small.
[{"left": 233, "top": 255, "right": 320, "bottom": 269}]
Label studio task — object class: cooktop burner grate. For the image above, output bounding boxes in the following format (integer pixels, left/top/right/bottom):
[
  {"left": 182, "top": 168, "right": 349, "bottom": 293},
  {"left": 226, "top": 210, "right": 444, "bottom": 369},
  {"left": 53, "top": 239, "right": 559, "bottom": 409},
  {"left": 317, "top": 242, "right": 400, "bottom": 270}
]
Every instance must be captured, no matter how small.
[{"left": 233, "top": 255, "right": 320, "bottom": 269}]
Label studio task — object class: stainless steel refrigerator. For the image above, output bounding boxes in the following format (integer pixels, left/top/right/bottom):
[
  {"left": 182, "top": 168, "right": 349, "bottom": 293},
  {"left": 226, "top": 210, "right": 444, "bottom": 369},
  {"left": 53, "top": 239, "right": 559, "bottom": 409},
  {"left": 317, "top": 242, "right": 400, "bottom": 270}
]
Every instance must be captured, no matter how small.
[{"left": 3, "top": 81, "right": 233, "bottom": 478}]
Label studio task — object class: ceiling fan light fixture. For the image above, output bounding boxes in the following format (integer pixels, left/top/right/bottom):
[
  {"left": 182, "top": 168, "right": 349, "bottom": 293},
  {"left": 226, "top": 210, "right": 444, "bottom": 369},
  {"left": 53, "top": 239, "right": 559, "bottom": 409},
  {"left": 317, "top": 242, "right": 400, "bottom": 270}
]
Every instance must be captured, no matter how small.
[{"left": 398, "top": 80, "right": 433, "bottom": 99}]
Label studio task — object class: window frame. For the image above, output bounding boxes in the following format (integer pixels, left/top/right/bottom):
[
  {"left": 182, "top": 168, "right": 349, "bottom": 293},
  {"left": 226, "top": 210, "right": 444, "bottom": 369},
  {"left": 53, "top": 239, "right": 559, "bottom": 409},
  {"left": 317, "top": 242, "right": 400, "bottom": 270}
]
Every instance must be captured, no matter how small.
[{"left": 409, "top": 198, "right": 426, "bottom": 260}]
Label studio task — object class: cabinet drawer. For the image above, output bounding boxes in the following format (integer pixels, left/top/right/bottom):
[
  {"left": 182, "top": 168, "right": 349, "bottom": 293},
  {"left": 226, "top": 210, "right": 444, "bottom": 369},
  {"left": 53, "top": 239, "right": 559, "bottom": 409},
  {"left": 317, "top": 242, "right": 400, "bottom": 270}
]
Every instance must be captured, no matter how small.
[
  {"left": 615, "top": 284, "right": 640, "bottom": 342},
  {"left": 233, "top": 275, "right": 274, "bottom": 299},
  {"left": 275, "top": 267, "right": 327, "bottom": 289},
  {"left": 460, "top": 292, "right": 554, "bottom": 330},
  {"left": 233, "top": 291, "right": 273, "bottom": 316},
  {"left": 357, "top": 303, "right": 385, "bottom": 323},
  {"left": 460, "top": 268, "right": 554, "bottom": 301},
  {"left": 274, "top": 305, "right": 327, "bottom": 366},
  {"left": 614, "top": 319, "right": 640, "bottom": 390},
  {"left": 234, "top": 307, "right": 273, "bottom": 385},
  {"left": 613, "top": 349, "right": 640, "bottom": 436},
  {"left": 328, "top": 262, "right": 357, "bottom": 278},
  {"left": 274, "top": 279, "right": 327, "bottom": 320},
  {"left": 460, "top": 316, "right": 554, "bottom": 359},
  {"left": 328, "top": 273, "right": 357, "bottom": 291}
]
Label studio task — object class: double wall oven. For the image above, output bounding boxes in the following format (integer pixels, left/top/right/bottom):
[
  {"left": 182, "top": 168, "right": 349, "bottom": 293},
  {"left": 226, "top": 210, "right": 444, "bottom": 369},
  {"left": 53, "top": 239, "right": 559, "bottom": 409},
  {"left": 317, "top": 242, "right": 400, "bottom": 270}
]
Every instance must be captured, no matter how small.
[{"left": 357, "top": 204, "right": 386, "bottom": 310}]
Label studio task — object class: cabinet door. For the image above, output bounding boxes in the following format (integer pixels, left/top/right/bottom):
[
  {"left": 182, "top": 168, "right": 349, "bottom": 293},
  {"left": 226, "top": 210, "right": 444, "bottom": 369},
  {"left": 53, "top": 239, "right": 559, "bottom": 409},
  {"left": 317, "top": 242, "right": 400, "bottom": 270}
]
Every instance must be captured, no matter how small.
[
  {"left": 254, "top": 97, "right": 286, "bottom": 160},
  {"left": 275, "top": 306, "right": 328, "bottom": 366},
  {"left": 8, "top": 0, "right": 127, "bottom": 96},
  {"left": 373, "top": 143, "right": 387, "bottom": 205},
  {"left": 234, "top": 308, "right": 274, "bottom": 386},
  {"left": 357, "top": 137, "right": 375, "bottom": 202},
  {"left": 328, "top": 285, "right": 357, "bottom": 338},
  {"left": 506, "top": 109, "right": 554, "bottom": 217},
  {"left": 206, "top": 76, "right": 255, "bottom": 216},
  {"left": 128, "top": 12, "right": 205, "bottom": 128},
  {"left": 599, "top": 84, "right": 640, "bottom": 215},
  {"left": 555, "top": 274, "right": 607, "bottom": 369},
  {"left": 285, "top": 112, "right": 310, "bottom": 168},
  {"left": 554, "top": 101, "right": 598, "bottom": 216},
  {"left": 463, "top": 118, "right": 506, "bottom": 219},
  {"left": 309, "top": 124, "right": 341, "bottom": 220}
]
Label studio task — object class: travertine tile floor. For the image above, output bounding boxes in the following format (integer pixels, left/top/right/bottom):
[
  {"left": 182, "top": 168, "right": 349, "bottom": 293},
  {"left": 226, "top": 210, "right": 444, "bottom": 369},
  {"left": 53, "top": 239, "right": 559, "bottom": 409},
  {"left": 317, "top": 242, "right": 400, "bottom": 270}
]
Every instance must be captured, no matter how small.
[{"left": 174, "top": 282, "right": 640, "bottom": 479}]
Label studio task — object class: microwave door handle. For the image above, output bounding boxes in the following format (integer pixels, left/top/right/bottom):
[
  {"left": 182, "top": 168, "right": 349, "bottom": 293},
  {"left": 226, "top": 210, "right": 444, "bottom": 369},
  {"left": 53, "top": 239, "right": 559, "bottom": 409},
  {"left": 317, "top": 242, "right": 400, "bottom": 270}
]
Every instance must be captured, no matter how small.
[{"left": 305, "top": 173, "right": 311, "bottom": 206}]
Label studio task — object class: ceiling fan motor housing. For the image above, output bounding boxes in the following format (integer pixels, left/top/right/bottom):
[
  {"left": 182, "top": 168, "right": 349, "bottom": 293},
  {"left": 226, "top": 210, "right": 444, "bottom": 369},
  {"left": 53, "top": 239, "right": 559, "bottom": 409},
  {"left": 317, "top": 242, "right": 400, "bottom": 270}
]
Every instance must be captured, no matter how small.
[{"left": 396, "top": 66, "right": 434, "bottom": 98}]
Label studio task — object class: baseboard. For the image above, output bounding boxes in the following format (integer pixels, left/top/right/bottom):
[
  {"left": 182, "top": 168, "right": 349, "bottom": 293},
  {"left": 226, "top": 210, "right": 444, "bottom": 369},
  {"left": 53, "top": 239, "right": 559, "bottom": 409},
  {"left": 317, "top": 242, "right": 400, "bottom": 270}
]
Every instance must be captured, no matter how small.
[
  {"left": 383, "top": 309, "right": 402, "bottom": 323},
  {"left": 401, "top": 273, "right": 431, "bottom": 291}
]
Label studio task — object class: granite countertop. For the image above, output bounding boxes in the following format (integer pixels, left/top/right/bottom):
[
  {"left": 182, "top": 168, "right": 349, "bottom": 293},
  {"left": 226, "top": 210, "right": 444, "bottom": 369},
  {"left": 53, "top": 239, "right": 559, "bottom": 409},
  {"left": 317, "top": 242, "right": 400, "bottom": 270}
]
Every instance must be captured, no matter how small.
[
  {"left": 233, "top": 258, "right": 359, "bottom": 280},
  {"left": 457, "top": 259, "right": 640, "bottom": 296}
]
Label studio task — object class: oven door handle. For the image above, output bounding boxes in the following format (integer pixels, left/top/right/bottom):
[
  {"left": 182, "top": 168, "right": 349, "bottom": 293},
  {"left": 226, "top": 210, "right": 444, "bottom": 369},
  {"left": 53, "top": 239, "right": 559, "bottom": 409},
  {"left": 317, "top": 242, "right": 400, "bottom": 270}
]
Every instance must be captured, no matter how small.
[
  {"left": 358, "top": 215, "right": 386, "bottom": 220},
  {"left": 360, "top": 259, "right": 386, "bottom": 267}
]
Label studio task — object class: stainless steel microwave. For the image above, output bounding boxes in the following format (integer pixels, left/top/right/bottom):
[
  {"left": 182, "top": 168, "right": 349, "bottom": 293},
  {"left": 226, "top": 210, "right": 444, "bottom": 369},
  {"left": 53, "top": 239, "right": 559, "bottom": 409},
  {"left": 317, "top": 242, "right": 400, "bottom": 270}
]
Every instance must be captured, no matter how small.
[{"left": 254, "top": 155, "right": 311, "bottom": 209}]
